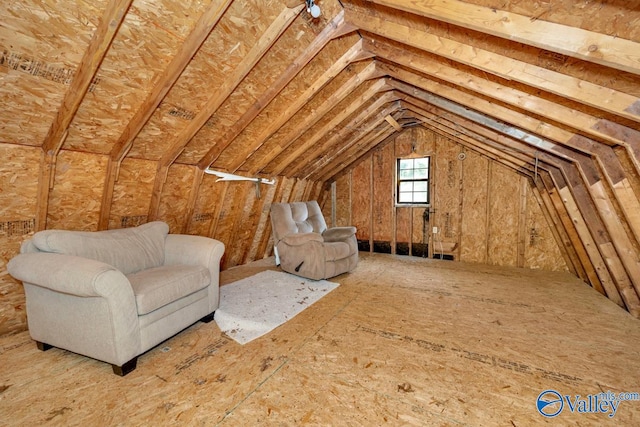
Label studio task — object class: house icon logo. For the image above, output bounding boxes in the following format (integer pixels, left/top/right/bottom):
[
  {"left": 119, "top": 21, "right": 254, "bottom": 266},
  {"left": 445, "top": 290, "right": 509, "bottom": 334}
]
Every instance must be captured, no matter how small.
[{"left": 537, "top": 390, "right": 564, "bottom": 417}]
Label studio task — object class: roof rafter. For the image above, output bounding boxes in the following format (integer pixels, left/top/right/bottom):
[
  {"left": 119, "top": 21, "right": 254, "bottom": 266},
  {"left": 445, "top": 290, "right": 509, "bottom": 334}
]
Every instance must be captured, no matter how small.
[
  {"left": 363, "top": 0, "right": 640, "bottom": 75},
  {"left": 344, "top": 8, "right": 640, "bottom": 124}
]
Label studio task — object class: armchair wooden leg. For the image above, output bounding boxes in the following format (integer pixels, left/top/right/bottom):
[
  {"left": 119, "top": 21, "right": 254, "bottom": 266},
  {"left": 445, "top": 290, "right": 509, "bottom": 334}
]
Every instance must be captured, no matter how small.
[
  {"left": 112, "top": 357, "right": 138, "bottom": 376},
  {"left": 36, "top": 341, "right": 53, "bottom": 351},
  {"left": 199, "top": 312, "right": 215, "bottom": 323}
]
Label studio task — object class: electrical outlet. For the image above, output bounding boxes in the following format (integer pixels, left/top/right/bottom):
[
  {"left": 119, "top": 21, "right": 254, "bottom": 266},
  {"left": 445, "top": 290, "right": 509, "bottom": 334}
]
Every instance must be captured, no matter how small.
[{"left": 432, "top": 227, "right": 438, "bottom": 234}]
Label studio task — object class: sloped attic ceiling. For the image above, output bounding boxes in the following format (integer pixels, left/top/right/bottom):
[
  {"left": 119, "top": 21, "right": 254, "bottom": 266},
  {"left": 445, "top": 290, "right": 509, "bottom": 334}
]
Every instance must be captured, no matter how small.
[{"left": 1, "top": 0, "right": 640, "bottom": 316}]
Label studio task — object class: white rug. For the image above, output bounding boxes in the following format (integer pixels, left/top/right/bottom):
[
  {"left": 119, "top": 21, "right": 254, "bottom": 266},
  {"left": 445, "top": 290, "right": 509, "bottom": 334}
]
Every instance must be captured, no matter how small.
[{"left": 214, "top": 270, "right": 339, "bottom": 345}]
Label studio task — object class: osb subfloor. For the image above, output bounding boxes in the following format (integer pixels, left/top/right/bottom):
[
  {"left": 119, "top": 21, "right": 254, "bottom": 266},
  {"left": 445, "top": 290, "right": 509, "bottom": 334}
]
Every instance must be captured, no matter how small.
[{"left": 1, "top": 253, "right": 639, "bottom": 426}]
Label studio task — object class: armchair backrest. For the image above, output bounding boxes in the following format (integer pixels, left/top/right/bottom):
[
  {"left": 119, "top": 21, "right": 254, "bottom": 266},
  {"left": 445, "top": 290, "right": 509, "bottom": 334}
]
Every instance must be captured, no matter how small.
[{"left": 271, "top": 201, "right": 327, "bottom": 242}]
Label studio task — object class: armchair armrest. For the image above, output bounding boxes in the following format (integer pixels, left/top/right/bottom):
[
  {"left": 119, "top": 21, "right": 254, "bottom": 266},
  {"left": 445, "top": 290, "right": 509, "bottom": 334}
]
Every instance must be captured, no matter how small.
[
  {"left": 279, "top": 232, "right": 324, "bottom": 247},
  {"left": 7, "top": 252, "right": 134, "bottom": 299},
  {"left": 164, "top": 234, "right": 225, "bottom": 271},
  {"left": 322, "top": 226, "right": 357, "bottom": 242}
]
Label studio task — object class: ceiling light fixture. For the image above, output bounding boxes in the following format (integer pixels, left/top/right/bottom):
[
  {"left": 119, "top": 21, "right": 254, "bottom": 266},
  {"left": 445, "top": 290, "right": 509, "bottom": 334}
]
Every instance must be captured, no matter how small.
[{"left": 305, "top": 0, "right": 321, "bottom": 18}]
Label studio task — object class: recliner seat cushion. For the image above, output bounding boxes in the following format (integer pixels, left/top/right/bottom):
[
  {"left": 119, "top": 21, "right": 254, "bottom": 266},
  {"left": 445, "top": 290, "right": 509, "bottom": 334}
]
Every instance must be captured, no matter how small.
[
  {"left": 127, "top": 264, "right": 210, "bottom": 315},
  {"left": 31, "top": 221, "right": 169, "bottom": 275}
]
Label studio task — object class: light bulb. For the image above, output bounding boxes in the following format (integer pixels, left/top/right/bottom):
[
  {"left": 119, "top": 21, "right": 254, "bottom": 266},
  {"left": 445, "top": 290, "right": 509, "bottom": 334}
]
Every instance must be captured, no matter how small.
[{"left": 310, "top": 4, "right": 321, "bottom": 18}]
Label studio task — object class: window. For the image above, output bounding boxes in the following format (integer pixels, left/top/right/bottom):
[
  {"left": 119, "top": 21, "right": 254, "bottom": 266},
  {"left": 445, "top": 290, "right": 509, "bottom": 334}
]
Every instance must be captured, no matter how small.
[{"left": 396, "top": 156, "right": 430, "bottom": 205}]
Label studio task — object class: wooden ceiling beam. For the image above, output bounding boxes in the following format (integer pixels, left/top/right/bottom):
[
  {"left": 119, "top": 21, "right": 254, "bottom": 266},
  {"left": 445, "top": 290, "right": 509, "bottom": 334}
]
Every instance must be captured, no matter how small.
[
  {"left": 227, "top": 39, "right": 373, "bottom": 173},
  {"left": 370, "top": 46, "right": 635, "bottom": 150},
  {"left": 37, "top": 0, "right": 132, "bottom": 231},
  {"left": 269, "top": 79, "right": 393, "bottom": 176},
  {"left": 344, "top": 10, "right": 640, "bottom": 124},
  {"left": 246, "top": 61, "right": 384, "bottom": 175},
  {"left": 196, "top": 10, "right": 356, "bottom": 170},
  {"left": 363, "top": 0, "right": 640, "bottom": 75}
]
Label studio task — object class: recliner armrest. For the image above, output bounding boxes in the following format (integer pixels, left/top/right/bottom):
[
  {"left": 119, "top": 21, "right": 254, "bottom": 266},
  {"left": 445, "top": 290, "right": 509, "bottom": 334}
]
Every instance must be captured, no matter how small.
[
  {"left": 322, "top": 226, "right": 357, "bottom": 242},
  {"left": 279, "top": 232, "right": 324, "bottom": 246}
]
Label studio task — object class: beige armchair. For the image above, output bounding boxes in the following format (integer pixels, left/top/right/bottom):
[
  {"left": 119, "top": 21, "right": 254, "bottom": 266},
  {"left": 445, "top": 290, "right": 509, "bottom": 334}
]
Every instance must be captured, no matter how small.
[
  {"left": 270, "top": 201, "right": 358, "bottom": 280},
  {"left": 7, "top": 222, "right": 224, "bottom": 376}
]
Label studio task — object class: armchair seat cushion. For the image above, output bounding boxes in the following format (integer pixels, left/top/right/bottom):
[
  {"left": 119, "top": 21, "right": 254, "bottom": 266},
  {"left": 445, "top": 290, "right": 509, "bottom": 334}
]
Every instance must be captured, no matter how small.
[
  {"left": 324, "top": 242, "right": 352, "bottom": 261},
  {"left": 127, "top": 264, "right": 210, "bottom": 315}
]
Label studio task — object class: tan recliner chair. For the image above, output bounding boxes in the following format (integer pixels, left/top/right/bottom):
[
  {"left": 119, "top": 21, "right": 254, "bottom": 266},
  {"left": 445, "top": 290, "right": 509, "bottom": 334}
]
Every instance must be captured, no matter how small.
[{"left": 270, "top": 201, "right": 358, "bottom": 280}]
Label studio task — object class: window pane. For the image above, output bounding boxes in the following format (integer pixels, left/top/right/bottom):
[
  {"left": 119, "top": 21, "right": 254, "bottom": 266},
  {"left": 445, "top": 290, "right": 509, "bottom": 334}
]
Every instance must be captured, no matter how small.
[
  {"left": 399, "top": 182, "right": 413, "bottom": 192},
  {"left": 399, "top": 169, "right": 414, "bottom": 179},
  {"left": 398, "top": 192, "right": 413, "bottom": 203},
  {"left": 414, "top": 168, "right": 428, "bottom": 179},
  {"left": 414, "top": 158, "right": 429, "bottom": 169},
  {"left": 399, "top": 159, "right": 413, "bottom": 170},
  {"left": 413, "top": 192, "right": 428, "bottom": 203},
  {"left": 414, "top": 181, "right": 428, "bottom": 192}
]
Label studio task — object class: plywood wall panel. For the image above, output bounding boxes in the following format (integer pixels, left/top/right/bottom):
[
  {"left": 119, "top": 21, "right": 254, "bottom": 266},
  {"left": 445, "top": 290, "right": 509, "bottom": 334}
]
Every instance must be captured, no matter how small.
[
  {"left": 372, "top": 144, "right": 394, "bottom": 243},
  {"left": 487, "top": 163, "right": 520, "bottom": 267},
  {"left": 0, "top": 145, "right": 40, "bottom": 224},
  {"left": 433, "top": 135, "right": 461, "bottom": 249},
  {"left": 524, "top": 186, "right": 569, "bottom": 272},
  {"left": 214, "top": 181, "right": 252, "bottom": 269},
  {"left": 245, "top": 182, "right": 278, "bottom": 263},
  {"left": 225, "top": 182, "right": 260, "bottom": 268},
  {"left": 0, "top": 145, "right": 41, "bottom": 335},
  {"left": 352, "top": 157, "right": 371, "bottom": 242},
  {"left": 108, "top": 158, "right": 157, "bottom": 229},
  {"left": 335, "top": 172, "right": 352, "bottom": 227},
  {"left": 47, "top": 151, "right": 108, "bottom": 231},
  {"left": 157, "top": 164, "right": 195, "bottom": 233},
  {"left": 460, "top": 151, "right": 489, "bottom": 263},
  {"left": 188, "top": 174, "right": 226, "bottom": 237}
]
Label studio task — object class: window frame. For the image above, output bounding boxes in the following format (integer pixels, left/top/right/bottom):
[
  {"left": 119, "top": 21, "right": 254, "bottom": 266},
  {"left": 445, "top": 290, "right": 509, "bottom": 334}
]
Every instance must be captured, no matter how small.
[{"left": 395, "top": 156, "right": 431, "bottom": 207}]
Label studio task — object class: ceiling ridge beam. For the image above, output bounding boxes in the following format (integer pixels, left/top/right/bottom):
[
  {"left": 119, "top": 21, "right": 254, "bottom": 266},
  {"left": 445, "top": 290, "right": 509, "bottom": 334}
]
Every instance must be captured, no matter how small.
[
  {"left": 226, "top": 39, "right": 371, "bottom": 173},
  {"left": 196, "top": 10, "right": 356, "bottom": 170},
  {"left": 345, "top": 10, "right": 640, "bottom": 124},
  {"left": 273, "top": 82, "right": 394, "bottom": 176},
  {"left": 363, "top": 0, "right": 640, "bottom": 75}
]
